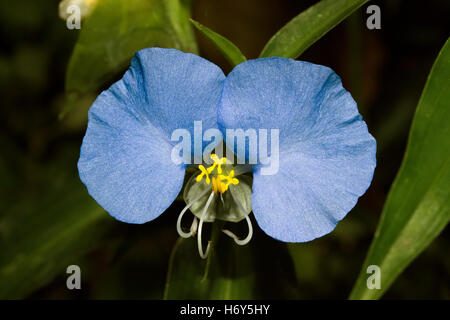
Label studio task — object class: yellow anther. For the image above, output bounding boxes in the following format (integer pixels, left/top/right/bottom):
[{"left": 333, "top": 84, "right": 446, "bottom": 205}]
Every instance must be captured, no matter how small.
[
  {"left": 196, "top": 154, "right": 236, "bottom": 194},
  {"left": 196, "top": 165, "right": 211, "bottom": 185},
  {"left": 217, "top": 170, "right": 239, "bottom": 193},
  {"left": 209, "top": 154, "right": 227, "bottom": 174}
]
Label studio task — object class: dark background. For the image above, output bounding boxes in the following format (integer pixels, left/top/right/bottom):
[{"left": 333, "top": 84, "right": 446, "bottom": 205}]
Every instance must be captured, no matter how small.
[{"left": 0, "top": 0, "right": 449, "bottom": 299}]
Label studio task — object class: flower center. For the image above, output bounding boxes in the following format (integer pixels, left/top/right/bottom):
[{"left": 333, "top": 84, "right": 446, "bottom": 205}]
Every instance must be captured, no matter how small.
[
  {"left": 196, "top": 154, "right": 239, "bottom": 194},
  {"left": 176, "top": 154, "right": 253, "bottom": 259}
]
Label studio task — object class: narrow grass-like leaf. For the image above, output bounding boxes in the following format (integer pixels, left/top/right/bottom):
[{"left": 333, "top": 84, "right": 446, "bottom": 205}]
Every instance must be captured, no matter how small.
[
  {"left": 259, "top": 0, "right": 369, "bottom": 59},
  {"left": 350, "top": 38, "right": 450, "bottom": 300},
  {"left": 190, "top": 19, "right": 246, "bottom": 67}
]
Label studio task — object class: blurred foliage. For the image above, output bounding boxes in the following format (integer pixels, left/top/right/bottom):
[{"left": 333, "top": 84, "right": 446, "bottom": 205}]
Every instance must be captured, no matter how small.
[
  {"left": 164, "top": 224, "right": 256, "bottom": 299},
  {"left": 0, "top": 0, "right": 449, "bottom": 299},
  {"left": 63, "top": 0, "right": 197, "bottom": 116},
  {"left": 0, "top": 145, "right": 113, "bottom": 299},
  {"left": 66, "top": 0, "right": 197, "bottom": 95}
]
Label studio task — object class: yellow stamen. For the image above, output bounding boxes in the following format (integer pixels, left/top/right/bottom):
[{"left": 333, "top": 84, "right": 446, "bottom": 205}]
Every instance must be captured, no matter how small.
[
  {"left": 196, "top": 165, "right": 210, "bottom": 184},
  {"left": 211, "top": 176, "right": 218, "bottom": 194},
  {"left": 210, "top": 154, "right": 227, "bottom": 174},
  {"left": 196, "top": 154, "right": 239, "bottom": 194},
  {"left": 217, "top": 170, "right": 239, "bottom": 193},
  {"left": 196, "top": 154, "right": 227, "bottom": 184}
]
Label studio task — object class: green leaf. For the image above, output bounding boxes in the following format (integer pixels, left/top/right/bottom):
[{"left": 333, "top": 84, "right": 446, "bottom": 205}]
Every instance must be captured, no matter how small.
[
  {"left": 0, "top": 148, "right": 113, "bottom": 298},
  {"left": 350, "top": 38, "right": 450, "bottom": 300},
  {"left": 259, "top": 0, "right": 369, "bottom": 59},
  {"left": 65, "top": 0, "right": 197, "bottom": 95},
  {"left": 190, "top": 19, "right": 246, "bottom": 67},
  {"left": 164, "top": 226, "right": 256, "bottom": 299}
]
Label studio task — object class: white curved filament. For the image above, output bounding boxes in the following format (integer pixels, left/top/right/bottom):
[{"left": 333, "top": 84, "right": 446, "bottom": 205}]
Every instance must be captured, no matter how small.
[
  {"left": 222, "top": 191, "right": 253, "bottom": 246},
  {"left": 197, "top": 191, "right": 215, "bottom": 259},
  {"left": 176, "top": 188, "right": 210, "bottom": 238}
]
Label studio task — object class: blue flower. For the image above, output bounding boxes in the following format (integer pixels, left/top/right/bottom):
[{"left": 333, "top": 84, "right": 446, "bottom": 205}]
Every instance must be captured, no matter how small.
[{"left": 78, "top": 48, "right": 376, "bottom": 258}]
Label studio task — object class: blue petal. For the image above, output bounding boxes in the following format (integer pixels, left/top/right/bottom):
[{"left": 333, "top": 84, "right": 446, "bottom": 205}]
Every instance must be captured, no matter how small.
[
  {"left": 78, "top": 48, "right": 225, "bottom": 224},
  {"left": 218, "top": 58, "right": 376, "bottom": 242}
]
